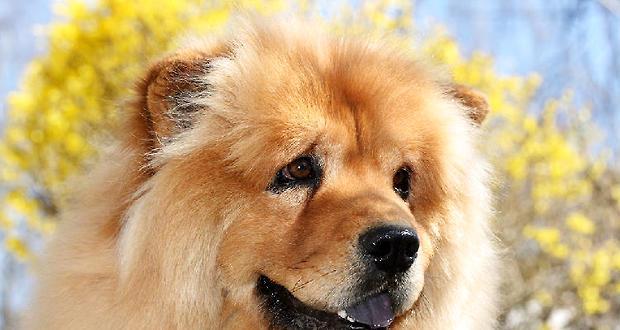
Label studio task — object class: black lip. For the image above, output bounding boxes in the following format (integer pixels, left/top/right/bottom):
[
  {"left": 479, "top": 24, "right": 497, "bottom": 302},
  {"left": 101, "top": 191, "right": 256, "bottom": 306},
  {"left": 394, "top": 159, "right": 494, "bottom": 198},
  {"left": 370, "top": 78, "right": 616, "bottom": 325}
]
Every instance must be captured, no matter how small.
[{"left": 256, "top": 275, "right": 388, "bottom": 330}]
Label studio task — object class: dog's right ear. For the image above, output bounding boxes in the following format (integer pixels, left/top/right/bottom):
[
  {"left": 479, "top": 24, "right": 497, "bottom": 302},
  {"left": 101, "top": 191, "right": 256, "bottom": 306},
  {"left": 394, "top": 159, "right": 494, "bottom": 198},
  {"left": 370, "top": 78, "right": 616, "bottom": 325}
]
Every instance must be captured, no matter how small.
[
  {"left": 448, "top": 84, "right": 490, "bottom": 126},
  {"left": 130, "top": 45, "right": 227, "bottom": 152}
]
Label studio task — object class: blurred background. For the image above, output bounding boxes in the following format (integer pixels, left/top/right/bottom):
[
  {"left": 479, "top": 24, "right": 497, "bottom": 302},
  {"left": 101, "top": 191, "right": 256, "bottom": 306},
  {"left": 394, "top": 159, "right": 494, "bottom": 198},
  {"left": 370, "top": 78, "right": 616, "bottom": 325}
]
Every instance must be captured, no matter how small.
[{"left": 0, "top": 0, "right": 619, "bottom": 329}]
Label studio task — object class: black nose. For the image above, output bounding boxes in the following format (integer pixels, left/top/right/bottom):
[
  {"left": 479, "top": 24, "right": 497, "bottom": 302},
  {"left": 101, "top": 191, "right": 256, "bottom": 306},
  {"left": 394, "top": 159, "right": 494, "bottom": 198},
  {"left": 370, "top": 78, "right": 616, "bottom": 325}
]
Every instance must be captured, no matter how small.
[{"left": 360, "top": 226, "right": 419, "bottom": 274}]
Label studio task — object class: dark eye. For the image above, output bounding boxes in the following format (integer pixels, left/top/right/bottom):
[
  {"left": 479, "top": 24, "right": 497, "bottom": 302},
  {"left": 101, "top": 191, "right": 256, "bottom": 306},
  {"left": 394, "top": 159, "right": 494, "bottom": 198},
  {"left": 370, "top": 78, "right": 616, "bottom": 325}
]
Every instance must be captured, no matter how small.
[
  {"left": 283, "top": 157, "right": 314, "bottom": 180},
  {"left": 393, "top": 167, "right": 411, "bottom": 200},
  {"left": 268, "top": 156, "right": 320, "bottom": 193}
]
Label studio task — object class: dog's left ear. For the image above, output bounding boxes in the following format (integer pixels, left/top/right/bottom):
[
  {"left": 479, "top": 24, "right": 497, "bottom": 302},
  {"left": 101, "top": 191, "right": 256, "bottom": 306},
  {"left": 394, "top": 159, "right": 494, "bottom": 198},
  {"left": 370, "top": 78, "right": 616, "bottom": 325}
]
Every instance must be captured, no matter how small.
[
  {"left": 129, "top": 43, "right": 228, "bottom": 153},
  {"left": 448, "top": 84, "right": 489, "bottom": 125},
  {"left": 138, "top": 51, "right": 214, "bottom": 144}
]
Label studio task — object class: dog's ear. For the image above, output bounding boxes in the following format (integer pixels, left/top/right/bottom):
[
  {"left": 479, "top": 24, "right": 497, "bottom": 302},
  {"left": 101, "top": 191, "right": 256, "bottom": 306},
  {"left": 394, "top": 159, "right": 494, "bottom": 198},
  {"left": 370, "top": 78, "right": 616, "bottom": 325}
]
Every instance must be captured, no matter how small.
[
  {"left": 449, "top": 84, "right": 489, "bottom": 125},
  {"left": 141, "top": 51, "right": 211, "bottom": 140},
  {"left": 131, "top": 45, "right": 227, "bottom": 151}
]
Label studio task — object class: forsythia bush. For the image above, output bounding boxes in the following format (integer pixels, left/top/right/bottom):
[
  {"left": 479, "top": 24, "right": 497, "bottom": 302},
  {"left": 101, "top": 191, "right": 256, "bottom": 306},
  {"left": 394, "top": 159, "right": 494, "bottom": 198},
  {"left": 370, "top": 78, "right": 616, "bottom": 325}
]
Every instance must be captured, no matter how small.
[
  {"left": 1, "top": 0, "right": 618, "bottom": 328},
  {"left": 426, "top": 37, "right": 620, "bottom": 328}
]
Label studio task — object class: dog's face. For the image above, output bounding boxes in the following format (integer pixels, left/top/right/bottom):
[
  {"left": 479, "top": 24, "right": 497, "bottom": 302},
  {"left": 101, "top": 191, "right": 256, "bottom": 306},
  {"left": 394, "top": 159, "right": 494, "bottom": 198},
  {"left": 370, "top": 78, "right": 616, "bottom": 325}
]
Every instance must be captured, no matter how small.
[{"left": 120, "top": 21, "right": 489, "bottom": 329}]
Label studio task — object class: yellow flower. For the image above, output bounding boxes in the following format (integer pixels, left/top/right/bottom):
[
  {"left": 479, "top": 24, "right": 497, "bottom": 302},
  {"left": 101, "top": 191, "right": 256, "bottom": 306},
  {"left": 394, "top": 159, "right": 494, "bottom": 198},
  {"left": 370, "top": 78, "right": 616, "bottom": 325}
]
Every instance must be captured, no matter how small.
[
  {"left": 580, "top": 286, "right": 610, "bottom": 315},
  {"left": 550, "top": 243, "right": 569, "bottom": 259},
  {"left": 5, "top": 190, "right": 38, "bottom": 216},
  {"left": 535, "top": 290, "right": 553, "bottom": 306},
  {"left": 0, "top": 214, "right": 13, "bottom": 229},
  {"left": 612, "top": 251, "right": 620, "bottom": 270},
  {"left": 611, "top": 184, "right": 620, "bottom": 207},
  {"left": 523, "top": 225, "right": 561, "bottom": 246},
  {"left": 566, "top": 213, "right": 596, "bottom": 235},
  {"left": 5, "top": 236, "right": 30, "bottom": 260}
]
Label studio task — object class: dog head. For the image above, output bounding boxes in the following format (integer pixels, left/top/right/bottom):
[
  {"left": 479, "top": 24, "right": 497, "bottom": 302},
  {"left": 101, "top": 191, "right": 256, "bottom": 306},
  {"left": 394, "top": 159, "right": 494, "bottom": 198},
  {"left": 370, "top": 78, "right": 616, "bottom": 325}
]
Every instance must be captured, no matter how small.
[{"left": 118, "top": 19, "right": 490, "bottom": 329}]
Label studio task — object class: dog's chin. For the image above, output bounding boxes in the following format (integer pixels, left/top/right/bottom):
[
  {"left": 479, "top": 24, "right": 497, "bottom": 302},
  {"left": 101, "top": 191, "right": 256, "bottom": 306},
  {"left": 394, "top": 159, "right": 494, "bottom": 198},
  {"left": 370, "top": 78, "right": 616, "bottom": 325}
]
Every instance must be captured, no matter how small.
[{"left": 256, "top": 275, "right": 415, "bottom": 330}]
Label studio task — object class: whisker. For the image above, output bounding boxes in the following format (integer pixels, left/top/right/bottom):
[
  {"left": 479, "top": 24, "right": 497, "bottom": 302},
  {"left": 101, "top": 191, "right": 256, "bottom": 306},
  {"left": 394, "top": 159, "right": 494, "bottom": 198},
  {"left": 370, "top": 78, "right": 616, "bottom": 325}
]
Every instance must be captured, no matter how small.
[{"left": 291, "top": 268, "right": 339, "bottom": 293}]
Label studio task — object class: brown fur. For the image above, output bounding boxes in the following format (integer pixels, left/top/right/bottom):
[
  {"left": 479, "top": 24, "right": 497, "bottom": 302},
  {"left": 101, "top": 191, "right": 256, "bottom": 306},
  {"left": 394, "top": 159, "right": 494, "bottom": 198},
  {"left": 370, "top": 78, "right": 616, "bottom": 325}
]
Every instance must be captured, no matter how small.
[{"left": 26, "top": 18, "right": 499, "bottom": 329}]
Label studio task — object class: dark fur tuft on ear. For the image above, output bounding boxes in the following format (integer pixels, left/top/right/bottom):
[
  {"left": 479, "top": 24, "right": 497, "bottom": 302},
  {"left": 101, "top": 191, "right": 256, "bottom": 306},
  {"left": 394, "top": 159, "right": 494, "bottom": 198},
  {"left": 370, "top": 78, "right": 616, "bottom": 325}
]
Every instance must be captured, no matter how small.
[
  {"left": 138, "top": 51, "right": 212, "bottom": 146},
  {"left": 130, "top": 43, "right": 229, "bottom": 153},
  {"left": 449, "top": 84, "right": 489, "bottom": 125}
]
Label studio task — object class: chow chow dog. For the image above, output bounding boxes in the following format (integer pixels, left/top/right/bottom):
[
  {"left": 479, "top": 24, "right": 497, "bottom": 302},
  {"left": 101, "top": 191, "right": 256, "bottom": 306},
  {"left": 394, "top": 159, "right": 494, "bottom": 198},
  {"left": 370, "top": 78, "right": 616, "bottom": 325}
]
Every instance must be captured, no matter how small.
[{"left": 26, "top": 18, "right": 499, "bottom": 330}]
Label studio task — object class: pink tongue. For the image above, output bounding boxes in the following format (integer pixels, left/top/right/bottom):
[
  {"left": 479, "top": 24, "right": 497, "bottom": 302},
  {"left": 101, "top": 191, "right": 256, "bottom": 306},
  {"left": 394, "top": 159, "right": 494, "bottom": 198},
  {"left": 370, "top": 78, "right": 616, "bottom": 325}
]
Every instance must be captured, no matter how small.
[{"left": 345, "top": 293, "right": 394, "bottom": 329}]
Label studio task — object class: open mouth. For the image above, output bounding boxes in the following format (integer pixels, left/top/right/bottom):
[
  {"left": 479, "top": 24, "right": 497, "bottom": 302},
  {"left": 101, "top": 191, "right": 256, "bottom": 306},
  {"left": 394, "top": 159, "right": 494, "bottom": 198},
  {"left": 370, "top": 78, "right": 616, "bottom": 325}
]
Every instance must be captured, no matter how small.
[{"left": 256, "top": 275, "right": 395, "bottom": 330}]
